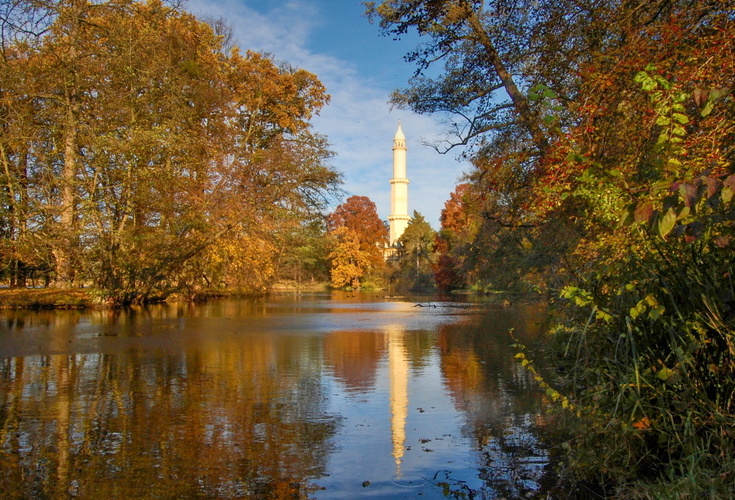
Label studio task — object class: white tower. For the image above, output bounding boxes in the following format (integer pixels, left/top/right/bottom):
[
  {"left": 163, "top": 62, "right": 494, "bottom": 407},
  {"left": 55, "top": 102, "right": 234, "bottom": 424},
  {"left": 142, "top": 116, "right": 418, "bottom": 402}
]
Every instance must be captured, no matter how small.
[{"left": 388, "top": 122, "right": 410, "bottom": 245}]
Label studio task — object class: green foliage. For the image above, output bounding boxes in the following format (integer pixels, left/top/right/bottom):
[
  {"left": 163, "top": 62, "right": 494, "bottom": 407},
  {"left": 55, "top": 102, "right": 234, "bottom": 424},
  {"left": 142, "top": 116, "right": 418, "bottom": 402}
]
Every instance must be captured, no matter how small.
[
  {"left": 550, "top": 246, "right": 735, "bottom": 491},
  {"left": 277, "top": 219, "right": 331, "bottom": 285},
  {"left": 538, "top": 66, "right": 735, "bottom": 494},
  {"left": 390, "top": 211, "right": 437, "bottom": 292},
  {"left": 513, "top": 338, "right": 575, "bottom": 411}
]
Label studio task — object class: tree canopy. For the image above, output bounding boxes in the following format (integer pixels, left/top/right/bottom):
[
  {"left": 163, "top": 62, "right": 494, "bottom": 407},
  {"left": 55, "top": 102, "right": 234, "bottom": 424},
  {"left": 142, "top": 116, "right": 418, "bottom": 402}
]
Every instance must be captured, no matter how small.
[{"left": 0, "top": 0, "right": 340, "bottom": 302}]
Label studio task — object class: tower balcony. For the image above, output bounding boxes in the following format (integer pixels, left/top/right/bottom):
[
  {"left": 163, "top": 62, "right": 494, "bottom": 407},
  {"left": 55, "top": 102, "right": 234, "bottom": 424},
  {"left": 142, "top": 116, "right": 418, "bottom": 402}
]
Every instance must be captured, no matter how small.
[{"left": 390, "top": 178, "right": 409, "bottom": 185}]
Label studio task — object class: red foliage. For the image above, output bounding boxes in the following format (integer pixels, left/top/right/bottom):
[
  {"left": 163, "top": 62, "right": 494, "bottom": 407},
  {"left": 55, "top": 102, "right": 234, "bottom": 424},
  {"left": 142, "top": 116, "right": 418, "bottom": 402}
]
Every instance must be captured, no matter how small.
[{"left": 328, "top": 195, "right": 388, "bottom": 267}]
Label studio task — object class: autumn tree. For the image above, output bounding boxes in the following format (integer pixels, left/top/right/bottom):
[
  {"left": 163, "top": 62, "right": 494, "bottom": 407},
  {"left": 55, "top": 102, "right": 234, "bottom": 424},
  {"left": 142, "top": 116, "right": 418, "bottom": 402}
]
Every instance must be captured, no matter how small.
[
  {"left": 0, "top": 0, "right": 340, "bottom": 302},
  {"left": 327, "top": 195, "right": 387, "bottom": 288},
  {"left": 434, "top": 184, "right": 478, "bottom": 291},
  {"left": 366, "top": 0, "right": 696, "bottom": 294},
  {"left": 327, "top": 195, "right": 387, "bottom": 264},
  {"left": 361, "top": 0, "right": 601, "bottom": 294},
  {"left": 365, "top": 0, "right": 631, "bottom": 159},
  {"left": 370, "top": 1, "right": 734, "bottom": 493},
  {"left": 0, "top": 0, "right": 107, "bottom": 286},
  {"left": 327, "top": 226, "right": 371, "bottom": 289},
  {"left": 0, "top": 39, "right": 45, "bottom": 287}
]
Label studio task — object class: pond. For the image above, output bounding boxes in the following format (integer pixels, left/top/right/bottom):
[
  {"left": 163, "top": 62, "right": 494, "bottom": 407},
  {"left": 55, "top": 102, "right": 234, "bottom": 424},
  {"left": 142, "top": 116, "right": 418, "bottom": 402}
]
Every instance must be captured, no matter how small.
[{"left": 0, "top": 292, "right": 554, "bottom": 499}]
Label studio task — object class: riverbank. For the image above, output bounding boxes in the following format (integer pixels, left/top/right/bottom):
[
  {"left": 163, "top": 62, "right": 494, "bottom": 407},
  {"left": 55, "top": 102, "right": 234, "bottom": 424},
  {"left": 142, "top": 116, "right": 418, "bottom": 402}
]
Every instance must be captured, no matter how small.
[
  {"left": 0, "top": 288, "right": 95, "bottom": 309},
  {"left": 0, "top": 284, "right": 531, "bottom": 310},
  {"left": 0, "top": 281, "right": 331, "bottom": 309}
]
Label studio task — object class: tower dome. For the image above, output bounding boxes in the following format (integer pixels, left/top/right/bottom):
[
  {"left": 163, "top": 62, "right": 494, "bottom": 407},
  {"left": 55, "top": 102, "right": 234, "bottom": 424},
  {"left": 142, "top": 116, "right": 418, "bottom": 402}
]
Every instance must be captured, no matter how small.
[{"left": 394, "top": 122, "right": 405, "bottom": 141}]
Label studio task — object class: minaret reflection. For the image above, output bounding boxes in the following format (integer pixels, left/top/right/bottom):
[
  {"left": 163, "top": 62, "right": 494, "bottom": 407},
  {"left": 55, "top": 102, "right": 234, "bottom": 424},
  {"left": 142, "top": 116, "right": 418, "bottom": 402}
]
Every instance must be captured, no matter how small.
[{"left": 387, "top": 325, "right": 409, "bottom": 476}]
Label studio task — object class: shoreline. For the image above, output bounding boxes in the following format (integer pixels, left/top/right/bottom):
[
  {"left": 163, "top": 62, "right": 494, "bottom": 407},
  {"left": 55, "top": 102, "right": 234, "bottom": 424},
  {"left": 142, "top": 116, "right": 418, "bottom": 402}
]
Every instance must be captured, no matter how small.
[
  {"left": 0, "top": 282, "right": 332, "bottom": 310},
  {"left": 0, "top": 288, "right": 96, "bottom": 310},
  {"left": 0, "top": 283, "right": 534, "bottom": 310}
]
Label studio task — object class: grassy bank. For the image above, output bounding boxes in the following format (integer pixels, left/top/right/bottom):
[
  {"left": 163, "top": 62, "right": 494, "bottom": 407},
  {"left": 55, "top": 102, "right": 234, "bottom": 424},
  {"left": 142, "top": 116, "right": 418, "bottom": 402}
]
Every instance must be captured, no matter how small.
[{"left": 0, "top": 288, "right": 95, "bottom": 309}]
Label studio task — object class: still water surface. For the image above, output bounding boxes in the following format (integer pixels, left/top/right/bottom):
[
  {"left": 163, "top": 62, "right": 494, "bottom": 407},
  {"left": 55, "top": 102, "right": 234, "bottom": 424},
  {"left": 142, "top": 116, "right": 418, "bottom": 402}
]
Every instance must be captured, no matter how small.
[{"left": 0, "top": 292, "right": 552, "bottom": 499}]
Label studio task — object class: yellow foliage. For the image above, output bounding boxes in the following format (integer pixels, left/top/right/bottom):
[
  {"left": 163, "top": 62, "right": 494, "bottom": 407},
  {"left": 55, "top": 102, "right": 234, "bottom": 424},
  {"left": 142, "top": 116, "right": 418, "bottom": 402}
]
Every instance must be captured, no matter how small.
[{"left": 328, "top": 227, "right": 371, "bottom": 288}]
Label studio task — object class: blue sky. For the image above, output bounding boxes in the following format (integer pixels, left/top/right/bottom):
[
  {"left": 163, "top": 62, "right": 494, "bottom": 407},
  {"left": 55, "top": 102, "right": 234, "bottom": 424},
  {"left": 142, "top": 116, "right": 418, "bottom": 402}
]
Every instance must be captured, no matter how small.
[{"left": 185, "top": 0, "right": 471, "bottom": 228}]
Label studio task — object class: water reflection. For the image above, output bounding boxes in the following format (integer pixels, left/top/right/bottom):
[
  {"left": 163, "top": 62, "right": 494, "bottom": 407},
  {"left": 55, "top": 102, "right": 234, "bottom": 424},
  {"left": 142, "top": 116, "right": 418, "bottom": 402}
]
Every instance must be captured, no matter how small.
[
  {"left": 437, "top": 308, "right": 551, "bottom": 499},
  {"left": 0, "top": 295, "right": 552, "bottom": 499},
  {"left": 388, "top": 326, "right": 409, "bottom": 477},
  {"left": 0, "top": 348, "right": 335, "bottom": 498}
]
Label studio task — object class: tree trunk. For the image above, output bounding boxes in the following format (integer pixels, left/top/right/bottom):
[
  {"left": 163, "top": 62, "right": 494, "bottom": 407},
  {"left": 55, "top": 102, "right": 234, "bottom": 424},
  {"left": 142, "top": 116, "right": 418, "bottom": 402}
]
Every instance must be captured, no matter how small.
[
  {"left": 466, "top": 11, "right": 549, "bottom": 155},
  {"left": 55, "top": 92, "right": 79, "bottom": 286}
]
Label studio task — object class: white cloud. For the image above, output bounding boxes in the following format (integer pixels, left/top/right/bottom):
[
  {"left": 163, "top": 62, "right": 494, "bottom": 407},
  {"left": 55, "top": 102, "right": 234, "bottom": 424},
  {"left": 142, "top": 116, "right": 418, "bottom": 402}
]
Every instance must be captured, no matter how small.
[{"left": 185, "top": 0, "right": 469, "bottom": 228}]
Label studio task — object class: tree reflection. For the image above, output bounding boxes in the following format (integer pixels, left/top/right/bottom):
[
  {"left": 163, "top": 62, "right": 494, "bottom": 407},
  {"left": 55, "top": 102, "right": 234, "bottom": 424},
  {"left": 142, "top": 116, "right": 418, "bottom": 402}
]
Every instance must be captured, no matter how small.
[
  {"left": 0, "top": 298, "right": 558, "bottom": 499},
  {"left": 437, "top": 303, "right": 554, "bottom": 497},
  {"left": 323, "top": 330, "right": 382, "bottom": 393},
  {"left": 0, "top": 334, "right": 336, "bottom": 499}
]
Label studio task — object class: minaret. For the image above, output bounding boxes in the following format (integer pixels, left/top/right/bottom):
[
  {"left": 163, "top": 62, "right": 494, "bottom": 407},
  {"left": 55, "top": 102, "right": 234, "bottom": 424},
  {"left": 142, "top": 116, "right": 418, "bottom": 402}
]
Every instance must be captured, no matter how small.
[{"left": 388, "top": 122, "right": 410, "bottom": 245}]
